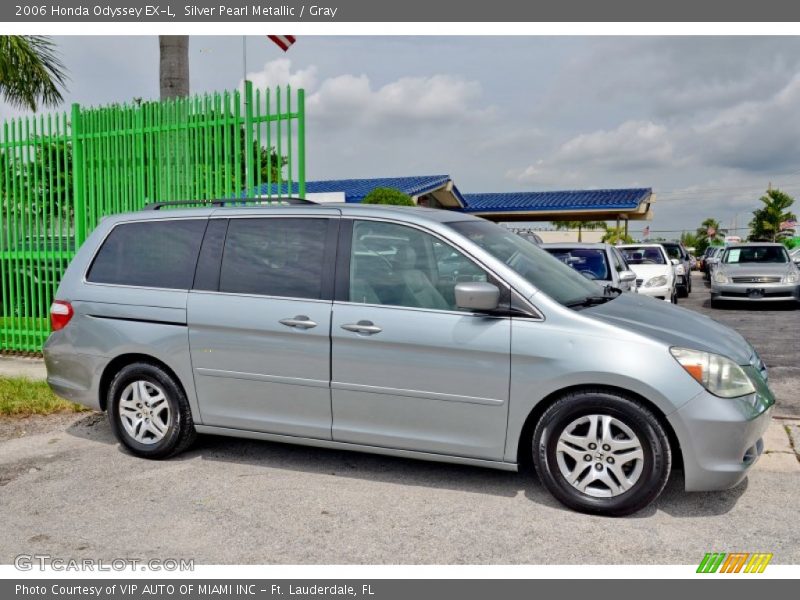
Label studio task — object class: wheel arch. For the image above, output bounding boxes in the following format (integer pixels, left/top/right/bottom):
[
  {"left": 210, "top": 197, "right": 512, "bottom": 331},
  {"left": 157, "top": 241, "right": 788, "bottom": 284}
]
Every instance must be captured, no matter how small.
[
  {"left": 516, "top": 384, "right": 682, "bottom": 471},
  {"left": 98, "top": 353, "right": 187, "bottom": 412}
]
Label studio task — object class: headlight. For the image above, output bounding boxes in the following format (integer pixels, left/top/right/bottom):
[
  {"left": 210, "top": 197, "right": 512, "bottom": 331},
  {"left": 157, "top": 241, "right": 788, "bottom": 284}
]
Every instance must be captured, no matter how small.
[
  {"left": 675, "top": 264, "right": 685, "bottom": 275},
  {"left": 714, "top": 271, "right": 729, "bottom": 284},
  {"left": 645, "top": 275, "right": 667, "bottom": 287},
  {"left": 785, "top": 271, "right": 799, "bottom": 283},
  {"left": 670, "top": 347, "right": 755, "bottom": 398}
]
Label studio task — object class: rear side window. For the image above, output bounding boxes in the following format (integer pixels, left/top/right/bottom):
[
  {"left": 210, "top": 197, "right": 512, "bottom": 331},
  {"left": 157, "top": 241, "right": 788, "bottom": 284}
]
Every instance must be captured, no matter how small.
[
  {"left": 87, "top": 219, "right": 207, "bottom": 289},
  {"left": 219, "top": 218, "right": 328, "bottom": 299}
]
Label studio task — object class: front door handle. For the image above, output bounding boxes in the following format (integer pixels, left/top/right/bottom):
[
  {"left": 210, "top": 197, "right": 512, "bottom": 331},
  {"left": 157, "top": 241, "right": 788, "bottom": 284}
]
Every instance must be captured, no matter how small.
[
  {"left": 279, "top": 315, "right": 317, "bottom": 329},
  {"left": 341, "top": 320, "right": 382, "bottom": 335}
]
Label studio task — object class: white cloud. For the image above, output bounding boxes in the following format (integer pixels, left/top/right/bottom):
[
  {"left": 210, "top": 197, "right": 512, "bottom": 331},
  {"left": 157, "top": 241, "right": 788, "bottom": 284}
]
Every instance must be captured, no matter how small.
[
  {"left": 244, "top": 58, "right": 492, "bottom": 131},
  {"left": 242, "top": 58, "right": 318, "bottom": 92},
  {"left": 511, "top": 120, "right": 677, "bottom": 185},
  {"left": 307, "top": 72, "right": 492, "bottom": 127},
  {"left": 691, "top": 73, "right": 800, "bottom": 172}
]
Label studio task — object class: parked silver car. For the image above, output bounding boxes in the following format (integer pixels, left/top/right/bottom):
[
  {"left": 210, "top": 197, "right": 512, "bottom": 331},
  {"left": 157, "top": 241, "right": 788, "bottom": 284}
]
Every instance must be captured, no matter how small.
[
  {"left": 44, "top": 201, "right": 774, "bottom": 516},
  {"left": 542, "top": 242, "right": 638, "bottom": 292},
  {"left": 711, "top": 243, "right": 800, "bottom": 306}
]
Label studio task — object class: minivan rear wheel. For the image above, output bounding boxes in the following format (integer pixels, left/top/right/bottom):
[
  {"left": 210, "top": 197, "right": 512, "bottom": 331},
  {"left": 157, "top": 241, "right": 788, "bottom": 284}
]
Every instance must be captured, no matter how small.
[
  {"left": 532, "top": 390, "right": 671, "bottom": 516},
  {"left": 107, "top": 362, "right": 196, "bottom": 459}
]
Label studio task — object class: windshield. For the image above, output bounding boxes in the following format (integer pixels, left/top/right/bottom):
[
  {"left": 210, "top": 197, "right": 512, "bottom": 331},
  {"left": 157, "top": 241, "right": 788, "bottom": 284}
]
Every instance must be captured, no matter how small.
[
  {"left": 722, "top": 246, "right": 789, "bottom": 264},
  {"left": 662, "top": 244, "right": 682, "bottom": 259},
  {"left": 543, "top": 248, "right": 611, "bottom": 281},
  {"left": 620, "top": 246, "right": 666, "bottom": 265},
  {"left": 446, "top": 220, "right": 604, "bottom": 306}
]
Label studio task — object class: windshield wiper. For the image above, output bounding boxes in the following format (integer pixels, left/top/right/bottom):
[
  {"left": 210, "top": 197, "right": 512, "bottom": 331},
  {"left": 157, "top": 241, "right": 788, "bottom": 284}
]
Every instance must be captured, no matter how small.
[{"left": 565, "top": 295, "right": 615, "bottom": 309}]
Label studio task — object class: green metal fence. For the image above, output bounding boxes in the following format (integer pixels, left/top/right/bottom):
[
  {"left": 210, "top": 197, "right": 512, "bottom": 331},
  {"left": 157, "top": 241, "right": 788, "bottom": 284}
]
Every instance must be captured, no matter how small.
[{"left": 0, "top": 82, "right": 305, "bottom": 352}]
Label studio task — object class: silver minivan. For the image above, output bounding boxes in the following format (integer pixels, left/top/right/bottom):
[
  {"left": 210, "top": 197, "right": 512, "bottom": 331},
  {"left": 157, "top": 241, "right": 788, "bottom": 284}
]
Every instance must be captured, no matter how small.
[{"left": 44, "top": 201, "right": 774, "bottom": 516}]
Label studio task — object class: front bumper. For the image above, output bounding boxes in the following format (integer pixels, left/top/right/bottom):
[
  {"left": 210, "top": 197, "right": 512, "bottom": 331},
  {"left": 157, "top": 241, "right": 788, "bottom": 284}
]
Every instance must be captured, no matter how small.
[
  {"left": 667, "top": 374, "right": 774, "bottom": 492},
  {"left": 711, "top": 281, "right": 800, "bottom": 301}
]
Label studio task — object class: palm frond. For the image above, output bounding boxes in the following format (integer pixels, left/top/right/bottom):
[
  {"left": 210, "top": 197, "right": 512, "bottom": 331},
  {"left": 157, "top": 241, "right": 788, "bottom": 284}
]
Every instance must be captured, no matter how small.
[{"left": 0, "top": 35, "right": 68, "bottom": 111}]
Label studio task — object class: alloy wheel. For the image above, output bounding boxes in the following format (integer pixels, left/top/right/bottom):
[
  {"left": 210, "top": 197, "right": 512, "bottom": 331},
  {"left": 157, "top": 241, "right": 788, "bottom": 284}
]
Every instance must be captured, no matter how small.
[
  {"left": 117, "top": 380, "right": 172, "bottom": 445},
  {"left": 555, "top": 414, "right": 644, "bottom": 498}
]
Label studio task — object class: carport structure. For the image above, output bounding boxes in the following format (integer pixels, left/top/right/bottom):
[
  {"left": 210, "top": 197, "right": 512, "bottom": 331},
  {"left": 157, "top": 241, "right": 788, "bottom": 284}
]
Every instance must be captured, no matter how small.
[{"left": 271, "top": 175, "right": 655, "bottom": 235}]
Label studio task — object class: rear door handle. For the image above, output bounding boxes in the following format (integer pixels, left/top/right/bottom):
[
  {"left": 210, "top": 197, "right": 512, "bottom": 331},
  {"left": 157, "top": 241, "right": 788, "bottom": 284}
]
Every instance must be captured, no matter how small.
[
  {"left": 279, "top": 315, "right": 318, "bottom": 329},
  {"left": 341, "top": 320, "right": 382, "bottom": 335}
]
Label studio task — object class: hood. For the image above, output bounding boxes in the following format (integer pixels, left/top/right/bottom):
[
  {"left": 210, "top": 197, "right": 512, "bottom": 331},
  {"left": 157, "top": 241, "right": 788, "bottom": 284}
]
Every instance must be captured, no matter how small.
[
  {"left": 585, "top": 293, "right": 753, "bottom": 364},
  {"left": 627, "top": 263, "right": 671, "bottom": 280}
]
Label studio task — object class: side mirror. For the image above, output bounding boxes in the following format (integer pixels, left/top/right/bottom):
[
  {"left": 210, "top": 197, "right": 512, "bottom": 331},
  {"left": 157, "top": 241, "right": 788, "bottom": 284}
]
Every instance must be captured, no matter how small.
[
  {"left": 619, "top": 270, "right": 637, "bottom": 283},
  {"left": 455, "top": 281, "right": 500, "bottom": 312},
  {"left": 670, "top": 258, "right": 680, "bottom": 266}
]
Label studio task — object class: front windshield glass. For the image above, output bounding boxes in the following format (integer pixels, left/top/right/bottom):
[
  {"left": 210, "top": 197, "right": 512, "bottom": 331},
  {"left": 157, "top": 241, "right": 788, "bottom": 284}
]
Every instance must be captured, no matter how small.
[
  {"left": 543, "top": 248, "right": 611, "bottom": 281},
  {"left": 446, "top": 220, "right": 603, "bottom": 306},
  {"left": 620, "top": 246, "right": 667, "bottom": 265},
  {"left": 662, "top": 244, "right": 682, "bottom": 259},
  {"left": 722, "top": 246, "right": 789, "bottom": 264}
]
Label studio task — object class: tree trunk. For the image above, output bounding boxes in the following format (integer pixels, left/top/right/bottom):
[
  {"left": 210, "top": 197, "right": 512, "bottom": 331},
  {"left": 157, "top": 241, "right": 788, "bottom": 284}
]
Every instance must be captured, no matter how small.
[
  {"left": 159, "top": 36, "right": 189, "bottom": 99},
  {"left": 578, "top": 224, "right": 582, "bottom": 242}
]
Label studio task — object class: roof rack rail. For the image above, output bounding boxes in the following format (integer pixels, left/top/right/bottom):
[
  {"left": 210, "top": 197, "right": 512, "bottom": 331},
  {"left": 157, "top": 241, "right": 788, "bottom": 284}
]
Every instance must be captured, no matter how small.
[{"left": 143, "top": 197, "right": 318, "bottom": 210}]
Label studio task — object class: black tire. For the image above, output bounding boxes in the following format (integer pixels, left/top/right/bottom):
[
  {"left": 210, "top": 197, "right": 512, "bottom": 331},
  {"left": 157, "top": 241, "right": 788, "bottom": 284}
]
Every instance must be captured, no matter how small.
[
  {"left": 532, "top": 390, "right": 671, "bottom": 516},
  {"left": 678, "top": 285, "right": 688, "bottom": 298},
  {"left": 671, "top": 290, "right": 678, "bottom": 304},
  {"left": 710, "top": 297, "right": 721, "bottom": 309},
  {"left": 107, "top": 362, "right": 196, "bottom": 459}
]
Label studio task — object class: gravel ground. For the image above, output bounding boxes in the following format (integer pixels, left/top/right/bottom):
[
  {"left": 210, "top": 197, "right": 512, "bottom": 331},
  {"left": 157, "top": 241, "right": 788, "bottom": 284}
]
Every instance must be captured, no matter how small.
[{"left": 0, "top": 270, "right": 798, "bottom": 565}]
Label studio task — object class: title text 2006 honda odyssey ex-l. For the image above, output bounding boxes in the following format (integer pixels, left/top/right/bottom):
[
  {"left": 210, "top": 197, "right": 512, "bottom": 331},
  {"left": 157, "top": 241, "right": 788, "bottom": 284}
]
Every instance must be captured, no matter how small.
[{"left": 44, "top": 200, "right": 774, "bottom": 515}]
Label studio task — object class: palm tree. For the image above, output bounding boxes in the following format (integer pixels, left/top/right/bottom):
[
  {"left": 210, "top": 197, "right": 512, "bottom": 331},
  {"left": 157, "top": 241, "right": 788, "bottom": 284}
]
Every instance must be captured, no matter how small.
[
  {"left": 749, "top": 188, "right": 796, "bottom": 242},
  {"left": 601, "top": 226, "right": 633, "bottom": 245},
  {"left": 679, "top": 231, "right": 701, "bottom": 252},
  {"left": 0, "top": 36, "right": 67, "bottom": 111},
  {"left": 695, "top": 218, "right": 726, "bottom": 250},
  {"left": 159, "top": 36, "right": 189, "bottom": 99},
  {"left": 551, "top": 220, "right": 607, "bottom": 242}
]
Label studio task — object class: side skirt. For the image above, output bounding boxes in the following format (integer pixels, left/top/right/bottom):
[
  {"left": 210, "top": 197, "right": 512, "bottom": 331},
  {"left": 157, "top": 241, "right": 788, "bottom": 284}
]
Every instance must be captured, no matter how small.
[{"left": 194, "top": 425, "right": 519, "bottom": 472}]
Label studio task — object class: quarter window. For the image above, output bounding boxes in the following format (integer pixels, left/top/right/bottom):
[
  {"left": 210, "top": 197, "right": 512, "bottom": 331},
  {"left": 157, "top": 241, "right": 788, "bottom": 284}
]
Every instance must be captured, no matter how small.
[
  {"left": 349, "top": 220, "right": 488, "bottom": 311},
  {"left": 87, "top": 219, "right": 207, "bottom": 289},
  {"left": 219, "top": 218, "right": 328, "bottom": 299}
]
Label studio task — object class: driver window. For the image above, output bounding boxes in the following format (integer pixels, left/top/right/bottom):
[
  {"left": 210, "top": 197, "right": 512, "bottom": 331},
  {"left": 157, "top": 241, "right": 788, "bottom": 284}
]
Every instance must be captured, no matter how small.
[{"left": 349, "top": 220, "right": 488, "bottom": 311}]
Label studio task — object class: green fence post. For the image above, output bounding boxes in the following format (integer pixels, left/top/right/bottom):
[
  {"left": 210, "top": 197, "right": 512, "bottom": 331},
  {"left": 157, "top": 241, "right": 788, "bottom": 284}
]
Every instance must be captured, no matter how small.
[
  {"left": 70, "top": 103, "right": 85, "bottom": 249},
  {"left": 244, "top": 80, "right": 255, "bottom": 197},
  {"left": 297, "top": 88, "right": 305, "bottom": 199}
]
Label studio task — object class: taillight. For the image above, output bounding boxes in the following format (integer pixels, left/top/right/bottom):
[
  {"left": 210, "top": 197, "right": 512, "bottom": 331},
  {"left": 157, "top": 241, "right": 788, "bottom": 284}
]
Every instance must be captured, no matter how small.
[{"left": 50, "top": 300, "right": 74, "bottom": 331}]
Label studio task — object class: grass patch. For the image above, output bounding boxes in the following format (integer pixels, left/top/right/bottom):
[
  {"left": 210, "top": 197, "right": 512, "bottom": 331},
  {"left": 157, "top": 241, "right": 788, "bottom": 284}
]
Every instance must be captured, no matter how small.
[{"left": 0, "top": 376, "right": 87, "bottom": 416}]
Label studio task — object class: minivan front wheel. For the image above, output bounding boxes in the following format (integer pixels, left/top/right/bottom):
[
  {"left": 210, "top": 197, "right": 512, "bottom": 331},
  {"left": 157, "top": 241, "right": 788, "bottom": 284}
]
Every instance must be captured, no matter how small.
[
  {"left": 532, "top": 391, "right": 671, "bottom": 516},
  {"left": 108, "top": 362, "right": 196, "bottom": 459}
]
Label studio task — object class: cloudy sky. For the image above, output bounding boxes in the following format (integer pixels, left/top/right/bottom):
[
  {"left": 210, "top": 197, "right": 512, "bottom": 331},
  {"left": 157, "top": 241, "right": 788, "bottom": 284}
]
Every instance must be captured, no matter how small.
[{"left": 3, "top": 35, "right": 800, "bottom": 235}]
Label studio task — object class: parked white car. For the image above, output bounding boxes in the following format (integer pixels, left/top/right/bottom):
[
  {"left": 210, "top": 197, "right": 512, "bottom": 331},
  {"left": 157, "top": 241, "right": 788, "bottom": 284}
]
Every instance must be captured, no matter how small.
[{"left": 619, "top": 244, "right": 678, "bottom": 303}]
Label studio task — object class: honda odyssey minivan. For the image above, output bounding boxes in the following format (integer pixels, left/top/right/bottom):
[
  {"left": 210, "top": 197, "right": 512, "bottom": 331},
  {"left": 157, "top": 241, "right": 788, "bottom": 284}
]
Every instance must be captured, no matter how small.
[{"left": 44, "top": 200, "right": 774, "bottom": 516}]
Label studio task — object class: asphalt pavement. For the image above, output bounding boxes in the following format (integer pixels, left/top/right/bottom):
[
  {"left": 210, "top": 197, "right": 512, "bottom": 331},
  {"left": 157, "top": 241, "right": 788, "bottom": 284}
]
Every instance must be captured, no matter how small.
[{"left": 679, "top": 271, "right": 800, "bottom": 417}]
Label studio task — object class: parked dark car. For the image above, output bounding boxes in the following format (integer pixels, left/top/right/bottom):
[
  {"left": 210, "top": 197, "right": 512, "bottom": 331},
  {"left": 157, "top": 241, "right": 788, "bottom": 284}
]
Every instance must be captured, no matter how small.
[
  {"left": 660, "top": 241, "right": 692, "bottom": 297},
  {"left": 542, "top": 243, "right": 638, "bottom": 292}
]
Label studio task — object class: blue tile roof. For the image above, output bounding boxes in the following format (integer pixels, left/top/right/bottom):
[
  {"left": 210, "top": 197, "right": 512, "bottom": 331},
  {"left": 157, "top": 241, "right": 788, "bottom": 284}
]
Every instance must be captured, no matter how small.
[
  {"left": 252, "top": 177, "right": 650, "bottom": 215},
  {"left": 461, "top": 188, "right": 652, "bottom": 213},
  {"left": 254, "top": 175, "right": 464, "bottom": 204}
]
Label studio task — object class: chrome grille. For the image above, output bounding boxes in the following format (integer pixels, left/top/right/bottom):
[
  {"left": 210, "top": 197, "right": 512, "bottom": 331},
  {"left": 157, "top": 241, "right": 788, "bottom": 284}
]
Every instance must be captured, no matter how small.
[{"left": 732, "top": 276, "right": 781, "bottom": 283}]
